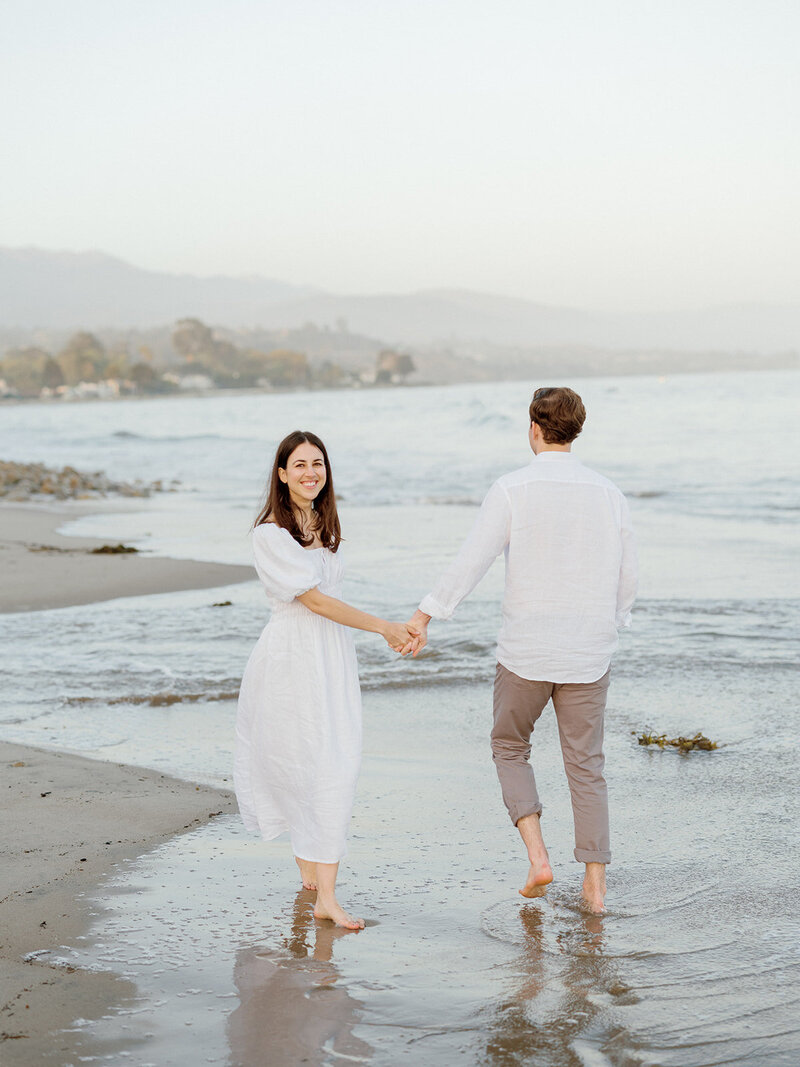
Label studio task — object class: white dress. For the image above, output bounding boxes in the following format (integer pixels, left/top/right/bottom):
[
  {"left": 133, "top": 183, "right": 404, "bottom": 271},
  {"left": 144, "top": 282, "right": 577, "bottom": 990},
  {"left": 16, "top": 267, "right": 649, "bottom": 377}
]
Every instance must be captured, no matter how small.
[{"left": 234, "top": 522, "right": 362, "bottom": 864}]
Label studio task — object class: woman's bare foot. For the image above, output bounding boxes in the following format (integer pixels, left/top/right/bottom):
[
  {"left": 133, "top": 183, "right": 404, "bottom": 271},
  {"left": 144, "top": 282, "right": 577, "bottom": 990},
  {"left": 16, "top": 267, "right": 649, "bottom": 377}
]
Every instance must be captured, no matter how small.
[
  {"left": 581, "top": 862, "right": 606, "bottom": 913},
  {"left": 312, "top": 861, "right": 364, "bottom": 929},
  {"left": 294, "top": 856, "right": 318, "bottom": 891},
  {"left": 516, "top": 812, "right": 554, "bottom": 898},
  {"left": 313, "top": 897, "right": 365, "bottom": 930}
]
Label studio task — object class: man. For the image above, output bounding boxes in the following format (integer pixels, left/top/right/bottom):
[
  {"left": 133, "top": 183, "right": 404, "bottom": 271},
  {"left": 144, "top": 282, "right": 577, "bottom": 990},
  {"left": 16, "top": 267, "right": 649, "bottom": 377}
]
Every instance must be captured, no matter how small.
[{"left": 406, "top": 387, "right": 637, "bottom": 912}]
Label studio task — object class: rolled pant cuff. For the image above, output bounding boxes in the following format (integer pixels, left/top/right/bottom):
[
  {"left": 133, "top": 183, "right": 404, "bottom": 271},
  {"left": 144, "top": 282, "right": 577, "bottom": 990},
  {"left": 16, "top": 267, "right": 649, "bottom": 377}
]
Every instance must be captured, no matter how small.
[
  {"left": 511, "top": 803, "right": 543, "bottom": 826},
  {"left": 574, "top": 848, "right": 611, "bottom": 864}
]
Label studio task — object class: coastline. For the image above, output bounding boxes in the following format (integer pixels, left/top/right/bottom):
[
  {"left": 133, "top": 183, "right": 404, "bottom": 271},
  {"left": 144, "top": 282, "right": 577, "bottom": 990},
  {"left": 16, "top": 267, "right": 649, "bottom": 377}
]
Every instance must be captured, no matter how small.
[
  {"left": 0, "top": 502, "right": 249, "bottom": 1059},
  {"left": 1, "top": 355, "right": 797, "bottom": 409},
  {"left": 0, "top": 740, "right": 237, "bottom": 1064},
  {"left": 0, "top": 503, "right": 254, "bottom": 613}
]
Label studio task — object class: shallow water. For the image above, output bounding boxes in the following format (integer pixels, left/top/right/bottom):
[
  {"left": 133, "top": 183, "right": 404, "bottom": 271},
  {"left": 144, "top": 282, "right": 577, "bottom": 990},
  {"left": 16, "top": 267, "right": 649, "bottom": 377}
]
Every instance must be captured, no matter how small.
[
  {"left": 49, "top": 680, "right": 800, "bottom": 1066},
  {"left": 2, "top": 370, "right": 799, "bottom": 1064}
]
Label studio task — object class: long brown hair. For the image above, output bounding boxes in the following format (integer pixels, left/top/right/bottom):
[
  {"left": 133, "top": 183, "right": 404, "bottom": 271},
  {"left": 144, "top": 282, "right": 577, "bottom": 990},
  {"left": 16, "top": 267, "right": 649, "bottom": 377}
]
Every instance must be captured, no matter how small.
[{"left": 254, "top": 430, "right": 341, "bottom": 552}]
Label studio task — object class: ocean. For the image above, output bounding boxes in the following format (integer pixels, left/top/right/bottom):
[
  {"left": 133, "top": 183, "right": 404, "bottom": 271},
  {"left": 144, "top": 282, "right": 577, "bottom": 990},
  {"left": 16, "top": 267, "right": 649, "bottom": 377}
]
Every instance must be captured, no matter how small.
[{"left": 1, "top": 369, "right": 799, "bottom": 1065}]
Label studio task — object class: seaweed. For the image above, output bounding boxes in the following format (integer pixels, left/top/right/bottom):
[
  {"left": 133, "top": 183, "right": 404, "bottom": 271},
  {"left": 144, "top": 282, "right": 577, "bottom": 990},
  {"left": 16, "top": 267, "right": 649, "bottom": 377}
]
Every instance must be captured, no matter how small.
[
  {"left": 635, "top": 730, "right": 719, "bottom": 752},
  {"left": 90, "top": 543, "right": 139, "bottom": 554}
]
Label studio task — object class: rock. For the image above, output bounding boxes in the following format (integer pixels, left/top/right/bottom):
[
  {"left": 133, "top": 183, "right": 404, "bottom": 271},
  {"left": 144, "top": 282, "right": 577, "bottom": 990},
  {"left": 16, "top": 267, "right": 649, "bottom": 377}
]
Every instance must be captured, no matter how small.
[{"left": 0, "top": 459, "right": 167, "bottom": 501}]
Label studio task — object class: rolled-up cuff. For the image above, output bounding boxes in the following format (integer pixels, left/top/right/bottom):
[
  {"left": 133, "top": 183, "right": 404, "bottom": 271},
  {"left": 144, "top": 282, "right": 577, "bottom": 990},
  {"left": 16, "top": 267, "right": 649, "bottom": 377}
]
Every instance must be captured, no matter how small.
[
  {"left": 574, "top": 847, "right": 611, "bottom": 864},
  {"left": 418, "top": 594, "right": 453, "bottom": 620},
  {"left": 511, "top": 802, "right": 543, "bottom": 827},
  {"left": 615, "top": 611, "right": 632, "bottom": 629}
]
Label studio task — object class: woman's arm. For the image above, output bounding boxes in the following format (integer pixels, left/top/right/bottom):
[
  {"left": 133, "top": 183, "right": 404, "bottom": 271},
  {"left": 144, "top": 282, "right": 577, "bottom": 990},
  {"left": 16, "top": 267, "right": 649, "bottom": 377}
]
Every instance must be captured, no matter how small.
[{"left": 297, "top": 588, "right": 416, "bottom": 652}]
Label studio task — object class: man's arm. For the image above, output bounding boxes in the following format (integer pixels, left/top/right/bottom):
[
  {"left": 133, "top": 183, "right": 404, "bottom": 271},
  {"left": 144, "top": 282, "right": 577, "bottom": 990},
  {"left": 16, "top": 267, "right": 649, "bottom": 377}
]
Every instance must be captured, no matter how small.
[
  {"left": 615, "top": 495, "right": 638, "bottom": 628},
  {"left": 404, "top": 481, "right": 512, "bottom": 653}
]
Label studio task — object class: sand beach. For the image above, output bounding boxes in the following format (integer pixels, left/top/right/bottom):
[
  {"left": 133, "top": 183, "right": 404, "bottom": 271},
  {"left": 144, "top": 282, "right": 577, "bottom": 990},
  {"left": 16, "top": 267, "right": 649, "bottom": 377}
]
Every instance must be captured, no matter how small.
[
  {"left": 0, "top": 502, "right": 251, "bottom": 1062},
  {"left": 1, "top": 375, "right": 798, "bottom": 1065},
  {"left": 0, "top": 742, "right": 235, "bottom": 1065},
  {"left": 0, "top": 504, "right": 253, "bottom": 613}
]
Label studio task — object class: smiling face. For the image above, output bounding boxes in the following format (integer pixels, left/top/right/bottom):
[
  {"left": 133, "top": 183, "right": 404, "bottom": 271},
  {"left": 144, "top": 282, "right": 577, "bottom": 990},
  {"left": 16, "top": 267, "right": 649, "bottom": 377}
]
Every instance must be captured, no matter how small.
[{"left": 278, "top": 441, "right": 327, "bottom": 508}]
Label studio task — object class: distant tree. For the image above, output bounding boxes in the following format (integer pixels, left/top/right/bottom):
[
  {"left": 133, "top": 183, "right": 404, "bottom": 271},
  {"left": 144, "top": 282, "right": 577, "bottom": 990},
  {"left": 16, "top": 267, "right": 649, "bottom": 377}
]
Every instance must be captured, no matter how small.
[
  {"left": 129, "top": 362, "right": 157, "bottom": 387},
  {"left": 317, "top": 361, "right": 345, "bottom": 388},
  {"left": 237, "top": 350, "right": 271, "bottom": 387},
  {"left": 42, "top": 357, "right": 65, "bottom": 389},
  {"left": 104, "top": 355, "right": 130, "bottom": 380},
  {"left": 0, "top": 347, "right": 50, "bottom": 396},
  {"left": 375, "top": 349, "right": 416, "bottom": 384},
  {"left": 172, "top": 318, "right": 216, "bottom": 363},
  {"left": 58, "top": 331, "right": 107, "bottom": 384},
  {"left": 171, "top": 319, "right": 247, "bottom": 383},
  {"left": 102, "top": 344, "right": 131, "bottom": 381},
  {"left": 209, "top": 339, "right": 241, "bottom": 373},
  {"left": 258, "top": 349, "right": 310, "bottom": 388}
]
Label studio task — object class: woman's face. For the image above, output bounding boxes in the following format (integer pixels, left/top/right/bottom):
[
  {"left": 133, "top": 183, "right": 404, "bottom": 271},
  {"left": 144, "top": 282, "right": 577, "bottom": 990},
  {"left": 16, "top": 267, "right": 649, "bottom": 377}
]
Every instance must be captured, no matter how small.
[{"left": 279, "top": 442, "right": 327, "bottom": 507}]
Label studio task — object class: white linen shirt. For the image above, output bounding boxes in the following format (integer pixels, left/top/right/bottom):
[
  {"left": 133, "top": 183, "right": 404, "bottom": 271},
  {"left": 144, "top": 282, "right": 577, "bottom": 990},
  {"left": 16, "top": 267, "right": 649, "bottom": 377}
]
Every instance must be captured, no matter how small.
[{"left": 419, "top": 452, "right": 638, "bottom": 684}]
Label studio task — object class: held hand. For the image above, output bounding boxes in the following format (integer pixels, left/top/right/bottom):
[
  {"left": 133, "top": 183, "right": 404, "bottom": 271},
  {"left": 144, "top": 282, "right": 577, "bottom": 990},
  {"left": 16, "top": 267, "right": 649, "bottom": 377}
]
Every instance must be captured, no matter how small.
[
  {"left": 400, "top": 631, "right": 426, "bottom": 657},
  {"left": 401, "top": 610, "right": 430, "bottom": 657},
  {"left": 382, "top": 621, "right": 420, "bottom": 654}
]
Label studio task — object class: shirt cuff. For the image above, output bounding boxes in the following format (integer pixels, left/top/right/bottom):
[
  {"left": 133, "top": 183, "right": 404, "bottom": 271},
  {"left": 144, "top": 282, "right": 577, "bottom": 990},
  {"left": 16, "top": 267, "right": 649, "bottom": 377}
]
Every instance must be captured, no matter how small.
[
  {"left": 615, "top": 610, "right": 632, "bottom": 629},
  {"left": 419, "top": 594, "right": 453, "bottom": 620}
]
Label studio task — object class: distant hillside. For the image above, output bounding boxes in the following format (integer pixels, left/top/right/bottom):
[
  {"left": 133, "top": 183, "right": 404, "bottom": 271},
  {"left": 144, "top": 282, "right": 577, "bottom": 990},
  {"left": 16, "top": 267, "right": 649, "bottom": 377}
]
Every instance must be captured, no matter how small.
[
  {"left": 0, "top": 248, "right": 316, "bottom": 329},
  {"left": 265, "top": 289, "right": 800, "bottom": 352},
  {"left": 1, "top": 247, "right": 798, "bottom": 353}
]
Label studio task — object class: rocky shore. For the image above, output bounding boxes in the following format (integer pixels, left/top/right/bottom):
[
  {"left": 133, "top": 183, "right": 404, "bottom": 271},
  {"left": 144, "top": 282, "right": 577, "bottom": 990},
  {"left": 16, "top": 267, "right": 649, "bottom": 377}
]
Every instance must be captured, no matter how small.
[{"left": 0, "top": 460, "right": 174, "bottom": 501}]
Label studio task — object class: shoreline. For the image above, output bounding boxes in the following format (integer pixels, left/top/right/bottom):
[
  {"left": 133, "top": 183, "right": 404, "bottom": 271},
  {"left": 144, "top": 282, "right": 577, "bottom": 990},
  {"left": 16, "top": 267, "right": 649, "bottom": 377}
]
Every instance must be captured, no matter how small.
[
  {"left": 0, "top": 740, "right": 237, "bottom": 1064},
  {"left": 0, "top": 358, "right": 797, "bottom": 408},
  {"left": 0, "top": 502, "right": 254, "bottom": 613},
  {"left": 0, "top": 502, "right": 249, "bottom": 1059}
]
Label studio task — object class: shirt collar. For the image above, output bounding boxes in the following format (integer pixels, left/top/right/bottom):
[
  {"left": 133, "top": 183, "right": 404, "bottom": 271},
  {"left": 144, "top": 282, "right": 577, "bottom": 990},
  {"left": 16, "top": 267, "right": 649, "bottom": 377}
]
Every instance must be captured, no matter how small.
[{"left": 532, "top": 451, "right": 577, "bottom": 462}]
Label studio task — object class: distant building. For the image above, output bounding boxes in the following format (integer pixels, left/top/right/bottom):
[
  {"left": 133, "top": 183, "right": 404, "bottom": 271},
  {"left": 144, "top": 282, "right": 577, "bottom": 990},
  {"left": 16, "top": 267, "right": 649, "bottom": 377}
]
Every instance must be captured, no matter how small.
[{"left": 162, "top": 372, "right": 215, "bottom": 391}]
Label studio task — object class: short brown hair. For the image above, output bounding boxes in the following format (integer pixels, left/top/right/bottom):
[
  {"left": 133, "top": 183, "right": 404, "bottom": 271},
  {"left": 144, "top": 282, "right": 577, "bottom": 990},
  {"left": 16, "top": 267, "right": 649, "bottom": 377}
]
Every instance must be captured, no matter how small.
[{"left": 528, "top": 387, "right": 586, "bottom": 444}]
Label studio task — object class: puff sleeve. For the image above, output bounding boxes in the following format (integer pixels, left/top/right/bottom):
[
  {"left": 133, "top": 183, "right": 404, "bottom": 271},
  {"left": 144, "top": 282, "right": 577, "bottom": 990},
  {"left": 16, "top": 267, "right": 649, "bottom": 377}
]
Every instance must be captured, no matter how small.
[{"left": 252, "top": 523, "right": 323, "bottom": 602}]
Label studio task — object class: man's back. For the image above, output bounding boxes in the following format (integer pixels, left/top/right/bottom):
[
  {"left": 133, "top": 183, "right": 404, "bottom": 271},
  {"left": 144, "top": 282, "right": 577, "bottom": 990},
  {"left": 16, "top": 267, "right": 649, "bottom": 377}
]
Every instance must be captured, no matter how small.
[
  {"left": 419, "top": 451, "right": 636, "bottom": 684},
  {"left": 497, "top": 452, "right": 636, "bottom": 683}
]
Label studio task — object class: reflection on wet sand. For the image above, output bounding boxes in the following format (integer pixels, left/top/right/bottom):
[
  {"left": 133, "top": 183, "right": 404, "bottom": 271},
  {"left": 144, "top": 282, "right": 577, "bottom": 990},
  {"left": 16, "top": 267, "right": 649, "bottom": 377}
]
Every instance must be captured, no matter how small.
[
  {"left": 485, "top": 902, "right": 633, "bottom": 1066},
  {"left": 227, "top": 890, "right": 371, "bottom": 1066}
]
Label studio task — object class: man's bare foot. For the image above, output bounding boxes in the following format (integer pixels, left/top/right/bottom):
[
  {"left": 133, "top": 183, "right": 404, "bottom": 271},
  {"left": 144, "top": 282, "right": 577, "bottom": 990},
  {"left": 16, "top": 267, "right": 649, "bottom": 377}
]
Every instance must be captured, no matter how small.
[
  {"left": 294, "top": 856, "right": 317, "bottom": 891},
  {"left": 581, "top": 862, "right": 606, "bottom": 913},
  {"left": 516, "top": 812, "right": 554, "bottom": 898},
  {"left": 313, "top": 898, "right": 365, "bottom": 930},
  {"left": 520, "top": 858, "right": 554, "bottom": 898}
]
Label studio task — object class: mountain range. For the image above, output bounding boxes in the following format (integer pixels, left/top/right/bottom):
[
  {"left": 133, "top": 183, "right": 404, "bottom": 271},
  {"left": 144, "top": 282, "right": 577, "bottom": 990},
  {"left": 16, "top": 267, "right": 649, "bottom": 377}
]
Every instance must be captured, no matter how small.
[{"left": 1, "top": 247, "right": 798, "bottom": 353}]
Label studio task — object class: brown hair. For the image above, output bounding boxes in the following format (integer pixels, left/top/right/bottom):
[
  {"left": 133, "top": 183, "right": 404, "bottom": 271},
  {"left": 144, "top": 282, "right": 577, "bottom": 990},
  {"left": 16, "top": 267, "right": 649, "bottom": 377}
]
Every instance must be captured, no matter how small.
[
  {"left": 528, "top": 386, "right": 586, "bottom": 444},
  {"left": 254, "top": 430, "right": 341, "bottom": 552}
]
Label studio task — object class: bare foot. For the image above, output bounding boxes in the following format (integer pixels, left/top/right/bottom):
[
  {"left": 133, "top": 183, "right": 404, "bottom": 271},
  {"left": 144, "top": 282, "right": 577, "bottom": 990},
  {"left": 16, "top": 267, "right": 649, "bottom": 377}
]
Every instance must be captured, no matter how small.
[
  {"left": 519, "top": 858, "right": 554, "bottom": 898},
  {"left": 294, "top": 856, "right": 317, "bottom": 891},
  {"left": 516, "top": 813, "right": 554, "bottom": 899},
  {"left": 313, "top": 898, "right": 365, "bottom": 930},
  {"left": 581, "top": 862, "right": 606, "bottom": 913}
]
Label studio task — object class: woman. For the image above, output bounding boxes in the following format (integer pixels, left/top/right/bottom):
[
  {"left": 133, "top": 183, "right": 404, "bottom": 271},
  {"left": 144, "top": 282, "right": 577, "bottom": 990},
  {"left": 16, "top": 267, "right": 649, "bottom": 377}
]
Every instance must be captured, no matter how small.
[{"left": 234, "top": 430, "right": 416, "bottom": 930}]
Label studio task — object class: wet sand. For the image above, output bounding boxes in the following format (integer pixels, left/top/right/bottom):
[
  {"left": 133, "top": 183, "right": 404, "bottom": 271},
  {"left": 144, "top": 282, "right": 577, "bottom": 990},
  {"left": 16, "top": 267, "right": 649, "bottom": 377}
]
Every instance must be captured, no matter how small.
[
  {"left": 0, "top": 741, "right": 236, "bottom": 1065},
  {"left": 0, "top": 502, "right": 252, "bottom": 1060},
  {"left": 0, "top": 504, "right": 253, "bottom": 613},
  {"left": 38, "top": 677, "right": 800, "bottom": 1066}
]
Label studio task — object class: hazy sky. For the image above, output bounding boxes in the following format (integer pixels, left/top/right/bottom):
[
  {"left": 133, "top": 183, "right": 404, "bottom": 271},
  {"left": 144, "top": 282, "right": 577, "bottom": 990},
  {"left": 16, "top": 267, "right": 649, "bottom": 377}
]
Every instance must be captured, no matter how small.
[{"left": 2, "top": 0, "right": 798, "bottom": 311}]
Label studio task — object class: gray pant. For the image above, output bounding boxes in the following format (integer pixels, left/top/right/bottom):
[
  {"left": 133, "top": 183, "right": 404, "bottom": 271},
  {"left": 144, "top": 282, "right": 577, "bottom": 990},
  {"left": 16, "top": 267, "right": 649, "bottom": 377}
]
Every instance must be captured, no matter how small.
[{"left": 491, "top": 662, "right": 612, "bottom": 864}]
